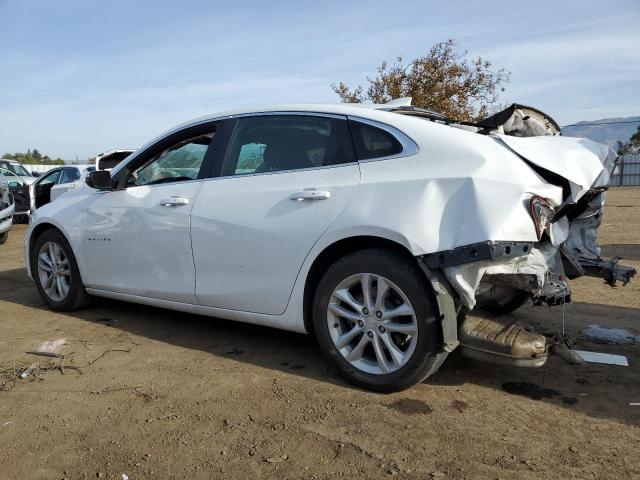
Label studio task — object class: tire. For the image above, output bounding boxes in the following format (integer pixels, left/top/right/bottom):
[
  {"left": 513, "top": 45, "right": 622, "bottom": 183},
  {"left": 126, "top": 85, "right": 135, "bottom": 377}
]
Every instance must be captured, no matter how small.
[
  {"left": 0, "top": 231, "right": 7, "bottom": 245},
  {"left": 31, "top": 228, "right": 91, "bottom": 311},
  {"left": 312, "top": 249, "right": 447, "bottom": 392}
]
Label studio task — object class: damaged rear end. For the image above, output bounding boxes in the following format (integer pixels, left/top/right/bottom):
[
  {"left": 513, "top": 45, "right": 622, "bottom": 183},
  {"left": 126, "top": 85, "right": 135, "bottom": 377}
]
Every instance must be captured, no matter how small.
[{"left": 413, "top": 104, "right": 636, "bottom": 367}]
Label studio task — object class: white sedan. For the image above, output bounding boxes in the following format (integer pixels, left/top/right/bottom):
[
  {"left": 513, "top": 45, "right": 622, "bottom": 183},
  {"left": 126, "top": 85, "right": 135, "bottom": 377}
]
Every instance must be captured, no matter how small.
[
  {"left": 32, "top": 164, "right": 96, "bottom": 207},
  {"left": 24, "top": 101, "right": 634, "bottom": 391}
]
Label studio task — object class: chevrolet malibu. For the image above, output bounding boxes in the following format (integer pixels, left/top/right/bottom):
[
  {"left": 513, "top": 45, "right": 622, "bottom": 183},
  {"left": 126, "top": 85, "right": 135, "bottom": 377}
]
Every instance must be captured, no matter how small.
[{"left": 25, "top": 101, "right": 635, "bottom": 391}]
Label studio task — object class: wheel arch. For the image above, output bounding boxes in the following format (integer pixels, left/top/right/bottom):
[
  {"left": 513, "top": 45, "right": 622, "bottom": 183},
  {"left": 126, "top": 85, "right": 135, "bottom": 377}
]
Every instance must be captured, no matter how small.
[
  {"left": 28, "top": 222, "right": 77, "bottom": 279},
  {"left": 302, "top": 235, "right": 429, "bottom": 335}
]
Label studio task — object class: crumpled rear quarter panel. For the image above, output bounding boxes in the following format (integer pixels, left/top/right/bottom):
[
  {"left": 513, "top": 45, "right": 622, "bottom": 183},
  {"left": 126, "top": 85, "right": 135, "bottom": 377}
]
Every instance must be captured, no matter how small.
[{"left": 350, "top": 118, "right": 563, "bottom": 255}]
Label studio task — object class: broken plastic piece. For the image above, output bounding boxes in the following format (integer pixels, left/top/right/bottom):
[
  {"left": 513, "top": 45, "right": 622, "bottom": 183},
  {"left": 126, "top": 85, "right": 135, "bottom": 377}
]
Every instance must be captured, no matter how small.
[{"left": 573, "top": 351, "right": 628, "bottom": 366}]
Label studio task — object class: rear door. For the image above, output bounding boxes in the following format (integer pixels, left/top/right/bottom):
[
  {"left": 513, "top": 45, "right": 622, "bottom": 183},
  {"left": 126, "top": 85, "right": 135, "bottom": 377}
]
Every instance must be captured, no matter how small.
[
  {"left": 191, "top": 114, "right": 360, "bottom": 314},
  {"left": 51, "top": 167, "right": 81, "bottom": 201},
  {"left": 33, "top": 168, "right": 61, "bottom": 209}
]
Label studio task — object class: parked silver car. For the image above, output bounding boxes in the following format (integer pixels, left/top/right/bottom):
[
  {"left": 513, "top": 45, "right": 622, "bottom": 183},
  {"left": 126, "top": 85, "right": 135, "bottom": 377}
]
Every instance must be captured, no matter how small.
[{"left": 0, "top": 172, "right": 15, "bottom": 244}]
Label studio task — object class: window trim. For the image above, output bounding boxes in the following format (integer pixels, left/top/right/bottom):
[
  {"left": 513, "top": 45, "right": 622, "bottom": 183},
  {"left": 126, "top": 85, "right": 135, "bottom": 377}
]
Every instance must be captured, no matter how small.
[
  {"left": 218, "top": 113, "right": 358, "bottom": 180},
  {"left": 112, "top": 120, "right": 225, "bottom": 190},
  {"left": 347, "top": 116, "right": 419, "bottom": 162}
]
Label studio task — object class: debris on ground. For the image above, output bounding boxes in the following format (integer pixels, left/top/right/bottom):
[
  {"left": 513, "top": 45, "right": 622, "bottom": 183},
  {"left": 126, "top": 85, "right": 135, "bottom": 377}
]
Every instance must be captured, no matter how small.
[
  {"left": 0, "top": 344, "right": 131, "bottom": 392},
  {"left": 574, "top": 350, "right": 629, "bottom": 366},
  {"left": 583, "top": 324, "right": 640, "bottom": 345},
  {"left": 36, "top": 338, "right": 67, "bottom": 353},
  {"left": 265, "top": 454, "right": 289, "bottom": 463}
]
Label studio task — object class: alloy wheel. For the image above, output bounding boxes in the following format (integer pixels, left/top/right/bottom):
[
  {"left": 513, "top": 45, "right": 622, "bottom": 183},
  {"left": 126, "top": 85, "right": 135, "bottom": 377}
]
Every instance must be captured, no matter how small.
[
  {"left": 37, "top": 241, "right": 71, "bottom": 302},
  {"left": 327, "top": 273, "right": 418, "bottom": 375}
]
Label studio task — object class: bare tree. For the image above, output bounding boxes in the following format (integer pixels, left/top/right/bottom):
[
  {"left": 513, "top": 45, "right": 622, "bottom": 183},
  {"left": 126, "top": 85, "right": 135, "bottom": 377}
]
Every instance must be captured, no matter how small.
[{"left": 332, "top": 40, "right": 510, "bottom": 122}]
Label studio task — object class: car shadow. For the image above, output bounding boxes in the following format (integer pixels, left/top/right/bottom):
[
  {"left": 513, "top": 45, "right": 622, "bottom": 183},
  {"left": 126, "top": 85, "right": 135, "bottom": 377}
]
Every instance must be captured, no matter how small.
[{"left": 1, "top": 266, "right": 638, "bottom": 426}]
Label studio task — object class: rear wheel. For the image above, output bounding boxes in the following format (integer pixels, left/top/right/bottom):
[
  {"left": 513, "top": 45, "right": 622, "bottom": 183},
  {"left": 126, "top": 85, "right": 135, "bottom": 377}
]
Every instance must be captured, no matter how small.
[
  {"left": 313, "top": 249, "right": 447, "bottom": 392},
  {"left": 32, "top": 229, "right": 90, "bottom": 311}
]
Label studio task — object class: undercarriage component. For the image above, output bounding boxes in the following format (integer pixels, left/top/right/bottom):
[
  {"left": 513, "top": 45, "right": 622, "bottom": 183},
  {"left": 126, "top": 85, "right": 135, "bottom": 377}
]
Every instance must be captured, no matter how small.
[
  {"left": 442, "top": 244, "right": 554, "bottom": 309},
  {"left": 534, "top": 251, "right": 572, "bottom": 306},
  {"left": 533, "top": 270, "right": 571, "bottom": 306},
  {"left": 458, "top": 315, "right": 548, "bottom": 367},
  {"left": 475, "top": 283, "right": 531, "bottom": 316},
  {"left": 417, "top": 262, "right": 460, "bottom": 353},
  {"left": 578, "top": 256, "right": 637, "bottom": 286},
  {"left": 561, "top": 189, "right": 637, "bottom": 286},
  {"left": 551, "top": 343, "right": 586, "bottom": 365}
]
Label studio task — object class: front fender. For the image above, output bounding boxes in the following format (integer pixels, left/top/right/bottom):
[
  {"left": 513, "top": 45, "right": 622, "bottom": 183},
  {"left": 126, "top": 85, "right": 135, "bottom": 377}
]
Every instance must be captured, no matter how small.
[{"left": 25, "top": 191, "right": 96, "bottom": 283}]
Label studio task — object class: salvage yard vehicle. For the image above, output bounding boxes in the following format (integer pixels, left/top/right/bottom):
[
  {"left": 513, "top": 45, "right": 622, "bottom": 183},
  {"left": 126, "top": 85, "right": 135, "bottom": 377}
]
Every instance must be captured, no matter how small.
[
  {"left": 31, "top": 165, "right": 96, "bottom": 208},
  {"left": 24, "top": 100, "right": 636, "bottom": 391},
  {"left": 0, "top": 167, "right": 34, "bottom": 222},
  {"left": 1, "top": 165, "right": 95, "bottom": 222},
  {"left": 0, "top": 159, "right": 38, "bottom": 179},
  {"left": 0, "top": 172, "right": 15, "bottom": 244}
]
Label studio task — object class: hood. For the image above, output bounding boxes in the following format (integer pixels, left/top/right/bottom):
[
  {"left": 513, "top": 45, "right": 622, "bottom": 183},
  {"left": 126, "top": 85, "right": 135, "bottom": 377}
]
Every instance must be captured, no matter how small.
[{"left": 494, "top": 134, "right": 617, "bottom": 201}]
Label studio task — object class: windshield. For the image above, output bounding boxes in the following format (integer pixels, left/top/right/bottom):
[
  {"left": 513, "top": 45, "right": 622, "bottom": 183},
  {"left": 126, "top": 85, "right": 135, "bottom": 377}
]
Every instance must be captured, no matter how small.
[
  {"left": 9, "top": 163, "right": 31, "bottom": 177},
  {"left": 0, "top": 168, "right": 24, "bottom": 185}
]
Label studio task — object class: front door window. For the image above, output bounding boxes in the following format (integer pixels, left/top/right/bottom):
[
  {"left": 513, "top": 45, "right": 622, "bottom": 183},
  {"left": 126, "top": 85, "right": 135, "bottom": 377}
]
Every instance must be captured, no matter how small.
[{"left": 127, "top": 133, "right": 214, "bottom": 187}]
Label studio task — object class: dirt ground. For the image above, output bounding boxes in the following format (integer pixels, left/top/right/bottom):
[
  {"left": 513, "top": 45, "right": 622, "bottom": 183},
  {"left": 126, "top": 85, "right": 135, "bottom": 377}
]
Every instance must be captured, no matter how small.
[{"left": 0, "top": 188, "right": 639, "bottom": 480}]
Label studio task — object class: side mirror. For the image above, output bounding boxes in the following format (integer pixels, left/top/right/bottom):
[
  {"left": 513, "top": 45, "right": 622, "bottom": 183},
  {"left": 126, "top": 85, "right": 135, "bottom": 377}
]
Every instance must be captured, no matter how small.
[
  {"left": 31, "top": 171, "right": 40, "bottom": 177},
  {"left": 8, "top": 181, "right": 19, "bottom": 188},
  {"left": 86, "top": 170, "right": 113, "bottom": 190}
]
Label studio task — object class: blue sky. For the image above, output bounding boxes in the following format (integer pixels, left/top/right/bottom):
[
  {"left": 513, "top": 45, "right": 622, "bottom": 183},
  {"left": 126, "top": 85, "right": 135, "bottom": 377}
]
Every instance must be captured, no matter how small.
[{"left": 1, "top": 0, "right": 639, "bottom": 160}]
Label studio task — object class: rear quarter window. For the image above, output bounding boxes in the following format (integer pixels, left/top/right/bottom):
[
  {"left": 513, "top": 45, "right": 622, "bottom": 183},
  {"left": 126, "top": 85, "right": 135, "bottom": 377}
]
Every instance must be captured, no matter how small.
[{"left": 349, "top": 120, "right": 403, "bottom": 160}]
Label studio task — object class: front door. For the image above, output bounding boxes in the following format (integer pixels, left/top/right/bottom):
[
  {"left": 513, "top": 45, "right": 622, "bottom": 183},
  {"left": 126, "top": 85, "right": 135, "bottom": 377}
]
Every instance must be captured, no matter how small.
[
  {"left": 191, "top": 114, "right": 361, "bottom": 314},
  {"left": 82, "top": 125, "right": 218, "bottom": 303},
  {"left": 0, "top": 168, "right": 30, "bottom": 214}
]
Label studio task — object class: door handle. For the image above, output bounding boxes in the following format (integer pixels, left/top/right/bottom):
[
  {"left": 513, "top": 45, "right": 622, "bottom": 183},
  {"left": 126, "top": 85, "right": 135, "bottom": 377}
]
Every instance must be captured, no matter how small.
[
  {"left": 160, "top": 197, "right": 190, "bottom": 207},
  {"left": 289, "top": 189, "right": 331, "bottom": 201}
]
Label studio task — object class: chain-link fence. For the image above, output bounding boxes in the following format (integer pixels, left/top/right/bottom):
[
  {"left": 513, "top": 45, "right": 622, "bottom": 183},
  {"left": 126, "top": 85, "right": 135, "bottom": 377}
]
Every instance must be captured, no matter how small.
[{"left": 611, "top": 154, "right": 640, "bottom": 186}]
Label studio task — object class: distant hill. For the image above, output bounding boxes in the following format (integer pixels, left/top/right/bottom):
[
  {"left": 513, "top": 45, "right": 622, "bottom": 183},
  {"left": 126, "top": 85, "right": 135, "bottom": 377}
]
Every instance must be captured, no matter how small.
[{"left": 562, "top": 116, "right": 640, "bottom": 147}]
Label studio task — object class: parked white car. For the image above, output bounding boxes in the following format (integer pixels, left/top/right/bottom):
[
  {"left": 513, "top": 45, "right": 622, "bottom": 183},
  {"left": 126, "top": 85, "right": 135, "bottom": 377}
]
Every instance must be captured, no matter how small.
[
  {"left": 34, "top": 165, "right": 96, "bottom": 205},
  {"left": 0, "top": 172, "right": 15, "bottom": 244},
  {"left": 0, "top": 167, "right": 35, "bottom": 222},
  {"left": 24, "top": 101, "right": 635, "bottom": 391},
  {"left": 0, "top": 164, "right": 95, "bottom": 222}
]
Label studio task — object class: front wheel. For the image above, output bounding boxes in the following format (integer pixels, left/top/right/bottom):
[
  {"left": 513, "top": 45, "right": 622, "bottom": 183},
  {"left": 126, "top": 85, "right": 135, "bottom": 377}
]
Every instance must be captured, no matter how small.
[
  {"left": 312, "top": 249, "right": 447, "bottom": 392},
  {"left": 0, "top": 231, "right": 7, "bottom": 245},
  {"left": 31, "top": 229, "right": 91, "bottom": 311}
]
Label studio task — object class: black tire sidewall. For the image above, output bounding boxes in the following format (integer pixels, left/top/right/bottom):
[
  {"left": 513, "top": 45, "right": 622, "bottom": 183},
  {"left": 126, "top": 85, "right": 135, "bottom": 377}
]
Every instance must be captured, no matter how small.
[
  {"left": 313, "top": 249, "right": 443, "bottom": 392},
  {"left": 31, "top": 229, "right": 88, "bottom": 311}
]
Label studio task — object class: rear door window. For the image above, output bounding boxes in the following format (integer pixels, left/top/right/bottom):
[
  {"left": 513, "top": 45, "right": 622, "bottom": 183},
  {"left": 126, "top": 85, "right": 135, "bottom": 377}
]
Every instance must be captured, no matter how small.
[
  {"left": 223, "top": 115, "right": 356, "bottom": 176},
  {"left": 349, "top": 120, "right": 403, "bottom": 160},
  {"left": 59, "top": 168, "right": 81, "bottom": 184}
]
